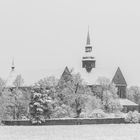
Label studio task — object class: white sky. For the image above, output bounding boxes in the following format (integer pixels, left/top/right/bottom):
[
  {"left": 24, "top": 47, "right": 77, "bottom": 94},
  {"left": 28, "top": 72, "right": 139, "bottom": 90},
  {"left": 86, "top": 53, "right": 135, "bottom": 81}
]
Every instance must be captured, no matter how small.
[{"left": 0, "top": 0, "right": 140, "bottom": 86}]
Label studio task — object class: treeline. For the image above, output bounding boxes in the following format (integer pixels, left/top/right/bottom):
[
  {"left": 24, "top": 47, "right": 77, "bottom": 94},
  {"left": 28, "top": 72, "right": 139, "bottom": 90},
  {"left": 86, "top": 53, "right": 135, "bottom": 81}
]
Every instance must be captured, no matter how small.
[{"left": 0, "top": 73, "right": 139, "bottom": 124}]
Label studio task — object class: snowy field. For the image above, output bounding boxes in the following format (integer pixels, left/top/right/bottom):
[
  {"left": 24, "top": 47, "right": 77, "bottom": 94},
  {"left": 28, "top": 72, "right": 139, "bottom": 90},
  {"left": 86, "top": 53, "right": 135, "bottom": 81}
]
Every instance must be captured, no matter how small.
[{"left": 0, "top": 124, "right": 140, "bottom": 140}]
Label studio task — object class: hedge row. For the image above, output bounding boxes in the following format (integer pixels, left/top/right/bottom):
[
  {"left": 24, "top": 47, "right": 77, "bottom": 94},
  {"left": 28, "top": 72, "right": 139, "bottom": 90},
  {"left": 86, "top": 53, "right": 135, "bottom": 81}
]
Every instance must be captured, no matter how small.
[{"left": 2, "top": 118, "right": 125, "bottom": 125}]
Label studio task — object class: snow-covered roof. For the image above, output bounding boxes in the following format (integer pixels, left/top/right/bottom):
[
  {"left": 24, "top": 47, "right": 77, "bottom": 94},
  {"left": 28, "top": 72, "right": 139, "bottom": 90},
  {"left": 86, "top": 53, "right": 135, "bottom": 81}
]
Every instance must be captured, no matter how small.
[
  {"left": 119, "top": 99, "right": 138, "bottom": 106},
  {"left": 72, "top": 65, "right": 116, "bottom": 85}
]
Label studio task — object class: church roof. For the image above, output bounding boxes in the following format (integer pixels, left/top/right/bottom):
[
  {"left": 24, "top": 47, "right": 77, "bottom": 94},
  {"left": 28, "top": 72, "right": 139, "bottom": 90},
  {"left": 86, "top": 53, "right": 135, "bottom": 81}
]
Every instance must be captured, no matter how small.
[
  {"left": 119, "top": 99, "right": 138, "bottom": 106},
  {"left": 112, "top": 67, "right": 127, "bottom": 86},
  {"left": 74, "top": 65, "right": 114, "bottom": 86},
  {"left": 60, "top": 66, "right": 72, "bottom": 82}
]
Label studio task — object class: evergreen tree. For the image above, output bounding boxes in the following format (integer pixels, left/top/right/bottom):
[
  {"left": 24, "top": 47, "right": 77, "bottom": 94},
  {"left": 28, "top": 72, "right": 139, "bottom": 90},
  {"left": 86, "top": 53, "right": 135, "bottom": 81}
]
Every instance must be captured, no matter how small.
[{"left": 29, "top": 78, "right": 56, "bottom": 124}]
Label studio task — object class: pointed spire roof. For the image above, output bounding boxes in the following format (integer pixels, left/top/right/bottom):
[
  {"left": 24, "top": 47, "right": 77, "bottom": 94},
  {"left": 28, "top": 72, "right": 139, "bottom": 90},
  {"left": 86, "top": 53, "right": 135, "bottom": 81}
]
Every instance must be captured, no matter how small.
[
  {"left": 112, "top": 67, "right": 127, "bottom": 86},
  {"left": 86, "top": 28, "right": 90, "bottom": 45},
  {"left": 61, "top": 66, "right": 72, "bottom": 82},
  {"left": 6, "top": 59, "right": 17, "bottom": 87}
]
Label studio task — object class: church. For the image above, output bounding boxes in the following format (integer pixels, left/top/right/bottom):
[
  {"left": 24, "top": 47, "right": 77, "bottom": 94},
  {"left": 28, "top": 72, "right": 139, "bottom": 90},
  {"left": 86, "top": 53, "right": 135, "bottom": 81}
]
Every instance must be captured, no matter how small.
[
  {"left": 61, "top": 29, "right": 139, "bottom": 113},
  {"left": 6, "top": 29, "right": 139, "bottom": 112}
]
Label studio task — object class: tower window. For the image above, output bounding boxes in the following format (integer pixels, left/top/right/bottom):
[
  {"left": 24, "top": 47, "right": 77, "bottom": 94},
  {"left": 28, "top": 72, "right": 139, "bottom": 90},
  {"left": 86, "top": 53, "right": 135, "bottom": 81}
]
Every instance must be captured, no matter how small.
[{"left": 85, "top": 47, "right": 92, "bottom": 52}]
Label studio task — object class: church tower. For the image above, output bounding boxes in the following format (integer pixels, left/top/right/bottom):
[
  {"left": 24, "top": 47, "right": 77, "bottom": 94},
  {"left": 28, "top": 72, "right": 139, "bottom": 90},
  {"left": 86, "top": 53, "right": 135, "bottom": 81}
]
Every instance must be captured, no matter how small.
[
  {"left": 112, "top": 67, "right": 127, "bottom": 98},
  {"left": 82, "top": 29, "right": 96, "bottom": 73}
]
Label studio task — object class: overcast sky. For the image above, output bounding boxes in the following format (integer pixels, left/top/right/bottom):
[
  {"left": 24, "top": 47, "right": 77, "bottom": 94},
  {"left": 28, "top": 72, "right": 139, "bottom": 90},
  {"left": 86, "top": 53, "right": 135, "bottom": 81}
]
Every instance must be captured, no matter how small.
[{"left": 0, "top": 0, "right": 140, "bottom": 86}]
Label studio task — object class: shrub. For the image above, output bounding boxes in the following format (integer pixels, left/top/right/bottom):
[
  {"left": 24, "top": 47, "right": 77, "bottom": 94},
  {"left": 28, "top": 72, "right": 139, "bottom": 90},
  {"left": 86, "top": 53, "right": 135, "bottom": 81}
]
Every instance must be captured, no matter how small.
[
  {"left": 103, "top": 91, "right": 122, "bottom": 113},
  {"left": 79, "top": 112, "right": 88, "bottom": 118},
  {"left": 21, "top": 115, "right": 28, "bottom": 120},
  {"left": 88, "top": 109, "right": 107, "bottom": 119},
  {"left": 52, "top": 104, "right": 73, "bottom": 118},
  {"left": 107, "top": 99, "right": 122, "bottom": 113},
  {"left": 85, "top": 96, "right": 102, "bottom": 113},
  {"left": 114, "top": 111, "right": 124, "bottom": 118},
  {"left": 125, "top": 111, "right": 140, "bottom": 123}
]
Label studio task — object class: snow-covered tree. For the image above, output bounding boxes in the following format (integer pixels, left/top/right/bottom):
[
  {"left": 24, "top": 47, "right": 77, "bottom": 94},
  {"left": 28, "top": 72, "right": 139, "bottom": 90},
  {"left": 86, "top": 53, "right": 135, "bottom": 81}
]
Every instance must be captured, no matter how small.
[
  {"left": 0, "top": 78, "right": 5, "bottom": 95},
  {"left": 52, "top": 104, "right": 73, "bottom": 118},
  {"left": 127, "top": 86, "right": 140, "bottom": 104},
  {"left": 95, "top": 77, "right": 118, "bottom": 100},
  {"left": 29, "top": 81, "right": 56, "bottom": 124},
  {"left": 57, "top": 73, "right": 92, "bottom": 118},
  {"left": 1, "top": 88, "right": 29, "bottom": 120},
  {"left": 34, "top": 76, "right": 58, "bottom": 90},
  {"left": 102, "top": 90, "right": 122, "bottom": 113},
  {"left": 29, "top": 92, "right": 45, "bottom": 124},
  {"left": 84, "top": 95, "right": 102, "bottom": 113},
  {"left": 95, "top": 77, "right": 122, "bottom": 113},
  {"left": 13, "top": 74, "right": 24, "bottom": 88},
  {"left": 33, "top": 76, "right": 58, "bottom": 100}
]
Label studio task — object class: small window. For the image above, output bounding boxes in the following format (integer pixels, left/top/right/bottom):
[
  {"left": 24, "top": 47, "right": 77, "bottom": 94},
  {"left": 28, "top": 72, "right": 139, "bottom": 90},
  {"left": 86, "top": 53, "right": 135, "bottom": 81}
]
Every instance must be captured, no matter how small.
[{"left": 85, "top": 47, "right": 92, "bottom": 52}]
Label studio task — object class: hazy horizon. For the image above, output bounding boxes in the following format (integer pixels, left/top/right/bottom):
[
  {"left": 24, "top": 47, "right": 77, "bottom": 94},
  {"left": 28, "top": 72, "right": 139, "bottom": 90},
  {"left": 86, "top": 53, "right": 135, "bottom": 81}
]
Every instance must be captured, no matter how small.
[{"left": 0, "top": 0, "right": 140, "bottom": 86}]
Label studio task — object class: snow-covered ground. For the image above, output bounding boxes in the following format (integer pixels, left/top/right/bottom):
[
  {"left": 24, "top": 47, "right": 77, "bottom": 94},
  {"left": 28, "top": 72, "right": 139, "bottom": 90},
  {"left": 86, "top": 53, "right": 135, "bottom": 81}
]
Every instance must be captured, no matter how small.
[{"left": 0, "top": 124, "right": 140, "bottom": 140}]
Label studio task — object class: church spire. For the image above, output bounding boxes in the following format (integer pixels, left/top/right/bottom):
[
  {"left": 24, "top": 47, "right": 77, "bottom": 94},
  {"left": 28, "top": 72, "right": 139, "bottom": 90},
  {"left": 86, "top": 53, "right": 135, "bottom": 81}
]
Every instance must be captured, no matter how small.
[
  {"left": 82, "top": 28, "right": 96, "bottom": 73},
  {"left": 11, "top": 58, "right": 15, "bottom": 71},
  {"left": 112, "top": 67, "right": 127, "bottom": 98},
  {"left": 86, "top": 27, "right": 90, "bottom": 45}
]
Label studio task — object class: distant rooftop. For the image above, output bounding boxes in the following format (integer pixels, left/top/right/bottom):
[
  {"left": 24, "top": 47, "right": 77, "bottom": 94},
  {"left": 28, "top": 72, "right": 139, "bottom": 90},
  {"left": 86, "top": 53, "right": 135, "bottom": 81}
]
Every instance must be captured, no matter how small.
[{"left": 119, "top": 99, "right": 138, "bottom": 106}]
